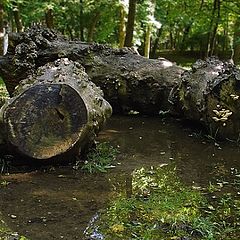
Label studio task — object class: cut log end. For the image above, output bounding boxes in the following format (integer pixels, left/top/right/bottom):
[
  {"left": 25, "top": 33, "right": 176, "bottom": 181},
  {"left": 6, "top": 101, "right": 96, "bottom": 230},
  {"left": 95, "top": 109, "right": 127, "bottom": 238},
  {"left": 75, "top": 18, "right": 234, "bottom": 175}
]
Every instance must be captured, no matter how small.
[{"left": 4, "top": 83, "right": 88, "bottom": 159}]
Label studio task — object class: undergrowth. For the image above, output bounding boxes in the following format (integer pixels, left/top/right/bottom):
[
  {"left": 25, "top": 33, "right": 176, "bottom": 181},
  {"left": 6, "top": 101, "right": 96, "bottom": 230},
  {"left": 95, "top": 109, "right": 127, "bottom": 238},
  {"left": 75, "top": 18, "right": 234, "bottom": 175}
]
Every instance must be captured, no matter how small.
[
  {"left": 84, "top": 165, "right": 240, "bottom": 240},
  {"left": 81, "top": 142, "right": 119, "bottom": 173}
]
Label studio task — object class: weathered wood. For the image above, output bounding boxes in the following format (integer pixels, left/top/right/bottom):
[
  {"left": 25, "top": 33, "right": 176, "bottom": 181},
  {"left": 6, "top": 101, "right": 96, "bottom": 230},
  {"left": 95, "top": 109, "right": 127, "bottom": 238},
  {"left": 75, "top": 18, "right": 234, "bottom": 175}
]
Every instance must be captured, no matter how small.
[
  {"left": 1, "top": 27, "right": 240, "bottom": 141},
  {"left": 0, "top": 58, "right": 112, "bottom": 159},
  {"left": 173, "top": 58, "right": 240, "bottom": 140},
  {"left": 0, "top": 27, "right": 184, "bottom": 115}
]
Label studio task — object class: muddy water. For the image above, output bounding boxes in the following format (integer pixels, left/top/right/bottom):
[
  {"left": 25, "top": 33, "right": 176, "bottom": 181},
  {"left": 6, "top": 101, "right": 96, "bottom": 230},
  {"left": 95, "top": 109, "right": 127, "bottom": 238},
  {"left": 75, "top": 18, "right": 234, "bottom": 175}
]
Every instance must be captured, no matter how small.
[{"left": 1, "top": 116, "right": 240, "bottom": 239}]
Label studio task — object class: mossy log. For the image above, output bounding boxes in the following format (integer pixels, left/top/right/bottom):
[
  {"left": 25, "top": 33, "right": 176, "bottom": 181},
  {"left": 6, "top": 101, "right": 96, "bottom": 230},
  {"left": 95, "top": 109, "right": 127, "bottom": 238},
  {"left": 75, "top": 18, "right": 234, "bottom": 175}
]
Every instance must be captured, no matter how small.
[
  {"left": 0, "top": 27, "right": 184, "bottom": 115},
  {"left": 0, "top": 58, "right": 112, "bottom": 159},
  {"left": 1, "top": 27, "right": 240, "bottom": 141},
  {"left": 172, "top": 58, "right": 240, "bottom": 140}
]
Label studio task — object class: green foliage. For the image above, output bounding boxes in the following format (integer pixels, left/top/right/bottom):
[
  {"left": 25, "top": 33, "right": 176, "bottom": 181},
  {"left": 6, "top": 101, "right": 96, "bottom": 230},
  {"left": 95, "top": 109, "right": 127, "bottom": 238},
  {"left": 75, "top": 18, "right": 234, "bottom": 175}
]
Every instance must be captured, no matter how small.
[
  {"left": 81, "top": 142, "right": 118, "bottom": 173},
  {"left": 1, "top": 0, "right": 240, "bottom": 57},
  {"left": 85, "top": 165, "right": 240, "bottom": 239}
]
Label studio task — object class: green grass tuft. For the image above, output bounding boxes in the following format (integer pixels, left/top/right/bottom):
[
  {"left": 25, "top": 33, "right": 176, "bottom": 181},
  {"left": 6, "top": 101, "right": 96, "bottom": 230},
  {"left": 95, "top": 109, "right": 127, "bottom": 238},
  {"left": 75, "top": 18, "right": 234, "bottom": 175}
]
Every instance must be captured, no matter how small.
[{"left": 81, "top": 142, "right": 119, "bottom": 173}]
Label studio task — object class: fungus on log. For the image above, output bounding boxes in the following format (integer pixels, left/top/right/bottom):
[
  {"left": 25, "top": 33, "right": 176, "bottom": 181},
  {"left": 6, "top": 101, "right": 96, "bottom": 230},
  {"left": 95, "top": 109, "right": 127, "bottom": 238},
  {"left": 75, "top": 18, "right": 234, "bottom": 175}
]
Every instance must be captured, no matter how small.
[
  {"left": 1, "top": 27, "right": 240, "bottom": 141},
  {"left": 172, "top": 58, "right": 240, "bottom": 140},
  {"left": 0, "top": 58, "right": 112, "bottom": 159}
]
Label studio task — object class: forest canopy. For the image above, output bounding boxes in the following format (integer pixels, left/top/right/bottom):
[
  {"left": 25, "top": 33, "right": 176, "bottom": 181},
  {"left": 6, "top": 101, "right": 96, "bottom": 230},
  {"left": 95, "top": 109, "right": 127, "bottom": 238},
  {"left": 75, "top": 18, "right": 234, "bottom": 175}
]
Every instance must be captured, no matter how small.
[{"left": 0, "top": 0, "right": 240, "bottom": 62}]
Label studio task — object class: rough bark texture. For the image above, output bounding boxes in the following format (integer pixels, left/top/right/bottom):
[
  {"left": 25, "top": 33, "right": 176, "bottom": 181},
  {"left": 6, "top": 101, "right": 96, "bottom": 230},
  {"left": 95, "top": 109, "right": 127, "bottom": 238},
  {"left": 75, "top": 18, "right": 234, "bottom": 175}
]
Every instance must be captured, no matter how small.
[
  {"left": 172, "top": 58, "right": 240, "bottom": 139},
  {"left": 0, "top": 58, "right": 112, "bottom": 160},
  {"left": 124, "top": 0, "right": 137, "bottom": 47},
  {"left": 1, "top": 27, "right": 240, "bottom": 141},
  {"left": 0, "top": 27, "right": 184, "bottom": 115}
]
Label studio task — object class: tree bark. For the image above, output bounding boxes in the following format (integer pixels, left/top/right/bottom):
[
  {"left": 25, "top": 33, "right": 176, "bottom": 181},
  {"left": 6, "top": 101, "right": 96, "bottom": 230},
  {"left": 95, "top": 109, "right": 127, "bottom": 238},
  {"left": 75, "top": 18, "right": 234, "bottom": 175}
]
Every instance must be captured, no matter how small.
[
  {"left": 45, "top": 8, "right": 54, "bottom": 29},
  {"left": 119, "top": 4, "right": 126, "bottom": 48},
  {"left": 232, "top": 17, "right": 240, "bottom": 64},
  {"left": 13, "top": 3, "right": 23, "bottom": 33},
  {"left": 1, "top": 27, "right": 240, "bottom": 141},
  {"left": 0, "top": 1, "right": 4, "bottom": 55},
  {"left": 0, "top": 58, "right": 112, "bottom": 160},
  {"left": 124, "top": 0, "right": 137, "bottom": 47},
  {"left": 172, "top": 57, "right": 240, "bottom": 140},
  {"left": 87, "top": 11, "right": 100, "bottom": 42},
  {"left": 0, "top": 27, "right": 184, "bottom": 115}
]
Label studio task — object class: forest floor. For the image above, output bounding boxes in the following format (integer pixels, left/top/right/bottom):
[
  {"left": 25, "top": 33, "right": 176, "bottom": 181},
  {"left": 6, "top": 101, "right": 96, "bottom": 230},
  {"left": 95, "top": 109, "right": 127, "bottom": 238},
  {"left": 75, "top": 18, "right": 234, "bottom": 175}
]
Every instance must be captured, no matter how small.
[{"left": 0, "top": 57, "right": 240, "bottom": 240}]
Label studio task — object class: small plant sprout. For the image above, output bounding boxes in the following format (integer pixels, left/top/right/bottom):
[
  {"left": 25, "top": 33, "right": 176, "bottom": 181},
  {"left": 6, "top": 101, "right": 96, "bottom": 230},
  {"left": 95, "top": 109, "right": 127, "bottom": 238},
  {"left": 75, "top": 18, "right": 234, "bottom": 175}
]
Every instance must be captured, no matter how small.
[
  {"left": 81, "top": 142, "right": 119, "bottom": 173},
  {"left": 0, "top": 180, "right": 10, "bottom": 187}
]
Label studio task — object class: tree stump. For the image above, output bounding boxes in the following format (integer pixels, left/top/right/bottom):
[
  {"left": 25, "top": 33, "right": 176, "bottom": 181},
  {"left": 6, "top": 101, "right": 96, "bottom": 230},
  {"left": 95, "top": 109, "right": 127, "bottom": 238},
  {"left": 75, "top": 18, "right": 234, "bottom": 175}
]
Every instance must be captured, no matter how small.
[{"left": 0, "top": 58, "right": 112, "bottom": 159}]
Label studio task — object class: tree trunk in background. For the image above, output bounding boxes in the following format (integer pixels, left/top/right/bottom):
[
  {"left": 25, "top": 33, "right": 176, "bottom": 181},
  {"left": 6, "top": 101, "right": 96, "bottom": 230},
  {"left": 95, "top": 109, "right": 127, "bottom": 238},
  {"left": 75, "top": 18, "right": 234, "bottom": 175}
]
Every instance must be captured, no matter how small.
[
  {"left": 209, "top": 0, "right": 220, "bottom": 56},
  {"left": 45, "top": 8, "right": 54, "bottom": 29},
  {"left": 144, "top": 0, "right": 155, "bottom": 58},
  {"left": 232, "top": 17, "right": 240, "bottom": 64},
  {"left": 0, "top": 1, "right": 3, "bottom": 55},
  {"left": 87, "top": 11, "right": 100, "bottom": 42},
  {"left": 13, "top": 3, "right": 23, "bottom": 32},
  {"left": 169, "top": 28, "right": 174, "bottom": 50},
  {"left": 0, "top": 1, "right": 3, "bottom": 31},
  {"left": 144, "top": 24, "right": 152, "bottom": 58},
  {"left": 180, "top": 23, "right": 192, "bottom": 52},
  {"left": 0, "top": 1, "right": 7, "bottom": 55},
  {"left": 119, "top": 4, "right": 126, "bottom": 48},
  {"left": 79, "top": 0, "right": 84, "bottom": 41},
  {"left": 0, "top": 58, "right": 112, "bottom": 160},
  {"left": 206, "top": 0, "right": 220, "bottom": 57},
  {"left": 124, "top": 0, "right": 137, "bottom": 47},
  {"left": 150, "top": 27, "right": 162, "bottom": 58}
]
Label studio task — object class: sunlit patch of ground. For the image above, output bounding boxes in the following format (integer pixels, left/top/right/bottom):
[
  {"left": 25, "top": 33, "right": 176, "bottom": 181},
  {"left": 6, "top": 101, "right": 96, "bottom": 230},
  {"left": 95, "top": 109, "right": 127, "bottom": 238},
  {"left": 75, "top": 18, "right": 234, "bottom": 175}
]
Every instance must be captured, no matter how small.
[{"left": 84, "top": 165, "right": 240, "bottom": 240}]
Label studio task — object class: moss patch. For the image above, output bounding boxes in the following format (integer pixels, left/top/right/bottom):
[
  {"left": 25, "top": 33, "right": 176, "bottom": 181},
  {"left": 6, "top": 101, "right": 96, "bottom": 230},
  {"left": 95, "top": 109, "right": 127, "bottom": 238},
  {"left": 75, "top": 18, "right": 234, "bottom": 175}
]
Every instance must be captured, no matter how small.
[{"left": 84, "top": 165, "right": 240, "bottom": 240}]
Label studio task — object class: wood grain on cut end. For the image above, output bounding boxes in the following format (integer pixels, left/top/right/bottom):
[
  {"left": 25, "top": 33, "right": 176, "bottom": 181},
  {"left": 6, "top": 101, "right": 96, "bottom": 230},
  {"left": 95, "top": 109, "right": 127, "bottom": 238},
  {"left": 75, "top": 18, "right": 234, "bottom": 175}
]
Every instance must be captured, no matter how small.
[{"left": 4, "top": 83, "right": 88, "bottom": 159}]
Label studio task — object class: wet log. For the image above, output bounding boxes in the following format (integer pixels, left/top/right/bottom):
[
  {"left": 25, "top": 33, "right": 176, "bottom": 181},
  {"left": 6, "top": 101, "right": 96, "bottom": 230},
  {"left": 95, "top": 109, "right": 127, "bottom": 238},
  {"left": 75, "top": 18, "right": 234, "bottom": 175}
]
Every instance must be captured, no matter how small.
[
  {"left": 171, "top": 58, "right": 240, "bottom": 140},
  {"left": 0, "top": 27, "right": 184, "bottom": 115},
  {"left": 0, "top": 58, "right": 112, "bottom": 159},
  {"left": 1, "top": 27, "right": 240, "bottom": 141}
]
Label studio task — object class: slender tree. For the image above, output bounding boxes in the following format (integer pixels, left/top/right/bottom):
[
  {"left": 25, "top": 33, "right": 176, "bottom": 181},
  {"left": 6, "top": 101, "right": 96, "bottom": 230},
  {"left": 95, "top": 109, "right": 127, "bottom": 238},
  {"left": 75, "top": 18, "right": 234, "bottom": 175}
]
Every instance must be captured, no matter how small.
[
  {"left": 0, "top": 1, "right": 4, "bottom": 55},
  {"left": 206, "top": 0, "right": 221, "bottom": 57},
  {"left": 119, "top": 2, "right": 126, "bottom": 48},
  {"left": 124, "top": 0, "right": 137, "bottom": 47},
  {"left": 144, "top": 0, "right": 156, "bottom": 58},
  {"left": 87, "top": 10, "right": 101, "bottom": 42},
  {"left": 79, "top": 0, "right": 84, "bottom": 41},
  {"left": 232, "top": 17, "right": 240, "bottom": 64},
  {"left": 45, "top": 7, "right": 54, "bottom": 29},
  {"left": 13, "top": 1, "right": 23, "bottom": 32}
]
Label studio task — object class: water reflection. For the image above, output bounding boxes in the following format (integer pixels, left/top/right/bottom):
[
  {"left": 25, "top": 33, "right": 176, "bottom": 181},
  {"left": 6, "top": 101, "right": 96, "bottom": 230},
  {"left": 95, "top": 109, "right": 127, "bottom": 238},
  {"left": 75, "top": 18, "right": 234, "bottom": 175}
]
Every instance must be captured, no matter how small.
[{"left": 0, "top": 116, "right": 240, "bottom": 239}]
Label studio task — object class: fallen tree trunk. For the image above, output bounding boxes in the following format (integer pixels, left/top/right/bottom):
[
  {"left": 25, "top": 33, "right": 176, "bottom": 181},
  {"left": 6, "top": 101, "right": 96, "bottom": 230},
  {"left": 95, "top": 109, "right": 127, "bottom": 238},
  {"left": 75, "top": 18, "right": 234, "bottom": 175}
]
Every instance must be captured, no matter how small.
[
  {"left": 171, "top": 57, "right": 240, "bottom": 139},
  {"left": 1, "top": 27, "right": 240, "bottom": 142},
  {"left": 0, "top": 58, "right": 112, "bottom": 159},
  {"left": 0, "top": 27, "right": 184, "bottom": 115}
]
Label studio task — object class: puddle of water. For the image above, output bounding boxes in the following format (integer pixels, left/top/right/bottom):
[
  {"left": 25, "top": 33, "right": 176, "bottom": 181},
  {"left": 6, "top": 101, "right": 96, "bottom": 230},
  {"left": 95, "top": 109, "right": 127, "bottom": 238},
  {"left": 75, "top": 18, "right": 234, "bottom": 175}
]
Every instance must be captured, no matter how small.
[{"left": 1, "top": 115, "right": 240, "bottom": 239}]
